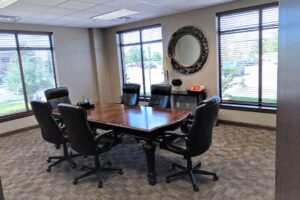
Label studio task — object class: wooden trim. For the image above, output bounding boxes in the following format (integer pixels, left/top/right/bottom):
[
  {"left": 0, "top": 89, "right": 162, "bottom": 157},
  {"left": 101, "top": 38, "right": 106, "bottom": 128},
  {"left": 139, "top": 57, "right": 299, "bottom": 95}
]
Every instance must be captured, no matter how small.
[
  {"left": 0, "top": 125, "right": 38, "bottom": 139},
  {"left": 218, "top": 119, "right": 276, "bottom": 131},
  {"left": 0, "top": 176, "right": 4, "bottom": 200}
]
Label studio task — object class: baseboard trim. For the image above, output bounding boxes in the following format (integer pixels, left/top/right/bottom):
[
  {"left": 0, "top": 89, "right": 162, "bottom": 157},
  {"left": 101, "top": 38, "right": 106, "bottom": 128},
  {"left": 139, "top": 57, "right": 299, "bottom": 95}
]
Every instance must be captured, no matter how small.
[
  {"left": 218, "top": 120, "right": 276, "bottom": 131},
  {"left": 0, "top": 125, "right": 39, "bottom": 139}
]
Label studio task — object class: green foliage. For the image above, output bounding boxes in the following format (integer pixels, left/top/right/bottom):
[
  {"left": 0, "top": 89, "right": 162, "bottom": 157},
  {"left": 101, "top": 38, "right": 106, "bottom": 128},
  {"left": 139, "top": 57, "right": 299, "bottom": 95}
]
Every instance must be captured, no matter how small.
[
  {"left": 152, "top": 51, "right": 162, "bottom": 61},
  {"left": 4, "top": 51, "right": 54, "bottom": 99},
  {"left": 222, "top": 67, "right": 246, "bottom": 98},
  {"left": 124, "top": 46, "right": 140, "bottom": 64},
  {"left": 263, "top": 31, "right": 278, "bottom": 53}
]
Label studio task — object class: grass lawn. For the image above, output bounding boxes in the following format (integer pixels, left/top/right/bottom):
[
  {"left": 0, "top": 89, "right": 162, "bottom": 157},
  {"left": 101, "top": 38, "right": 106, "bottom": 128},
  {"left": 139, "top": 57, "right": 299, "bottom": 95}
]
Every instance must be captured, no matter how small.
[{"left": 0, "top": 101, "right": 26, "bottom": 116}]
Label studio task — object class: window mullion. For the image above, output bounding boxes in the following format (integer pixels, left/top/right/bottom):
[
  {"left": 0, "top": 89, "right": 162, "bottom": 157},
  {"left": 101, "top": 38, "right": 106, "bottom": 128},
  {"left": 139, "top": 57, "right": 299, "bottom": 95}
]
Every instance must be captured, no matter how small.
[
  {"left": 140, "top": 30, "right": 146, "bottom": 97},
  {"left": 49, "top": 35, "right": 57, "bottom": 87},
  {"left": 258, "top": 9, "right": 263, "bottom": 106},
  {"left": 15, "top": 33, "right": 29, "bottom": 111}
]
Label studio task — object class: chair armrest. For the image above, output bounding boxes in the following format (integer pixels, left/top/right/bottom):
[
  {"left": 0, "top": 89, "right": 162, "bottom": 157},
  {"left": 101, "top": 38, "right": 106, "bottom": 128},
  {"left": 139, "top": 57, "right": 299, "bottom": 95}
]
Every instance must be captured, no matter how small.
[{"left": 93, "top": 130, "right": 114, "bottom": 143}]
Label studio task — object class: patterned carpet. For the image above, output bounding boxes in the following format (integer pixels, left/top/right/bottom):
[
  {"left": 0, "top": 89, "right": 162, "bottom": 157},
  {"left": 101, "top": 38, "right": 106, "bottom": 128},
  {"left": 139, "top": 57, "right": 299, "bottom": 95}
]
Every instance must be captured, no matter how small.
[{"left": 0, "top": 125, "right": 275, "bottom": 200}]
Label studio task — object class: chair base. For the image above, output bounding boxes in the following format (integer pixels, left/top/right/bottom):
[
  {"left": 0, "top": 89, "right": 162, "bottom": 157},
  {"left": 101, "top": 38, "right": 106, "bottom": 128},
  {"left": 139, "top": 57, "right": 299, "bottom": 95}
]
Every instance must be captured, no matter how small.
[
  {"left": 46, "top": 155, "right": 77, "bottom": 172},
  {"left": 46, "top": 142, "right": 82, "bottom": 172},
  {"left": 166, "top": 159, "right": 218, "bottom": 192},
  {"left": 73, "top": 155, "right": 122, "bottom": 188}
]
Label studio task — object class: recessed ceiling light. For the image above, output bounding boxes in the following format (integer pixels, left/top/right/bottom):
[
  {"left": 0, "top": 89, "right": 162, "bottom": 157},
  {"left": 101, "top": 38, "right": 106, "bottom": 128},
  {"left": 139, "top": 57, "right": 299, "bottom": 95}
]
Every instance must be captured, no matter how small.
[
  {"left": 0, "top": 15, "right": 20, "bottom": 22},
  {"left": 0, "top": 0, "right": 18, "bottom": 8},
  {"left": 92, "top": 9, "right": 139, "bottom": 20}
]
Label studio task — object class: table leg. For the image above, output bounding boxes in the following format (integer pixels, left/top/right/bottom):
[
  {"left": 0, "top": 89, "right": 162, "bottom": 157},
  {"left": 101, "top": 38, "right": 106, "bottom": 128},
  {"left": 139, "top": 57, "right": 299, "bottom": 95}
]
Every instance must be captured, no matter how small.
[{"left": 143, "top": 141, "right": 157, "bottom": 185}]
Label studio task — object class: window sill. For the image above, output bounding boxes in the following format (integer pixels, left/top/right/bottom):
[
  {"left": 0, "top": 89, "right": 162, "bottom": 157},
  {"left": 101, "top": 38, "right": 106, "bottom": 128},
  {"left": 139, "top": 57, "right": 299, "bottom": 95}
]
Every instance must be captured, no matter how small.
[
  {"left": 221, "top": 103, "right": 277, "bottom": 114},
  {"left": 0, "top": 112, "right": 33, "bottom": 123}
]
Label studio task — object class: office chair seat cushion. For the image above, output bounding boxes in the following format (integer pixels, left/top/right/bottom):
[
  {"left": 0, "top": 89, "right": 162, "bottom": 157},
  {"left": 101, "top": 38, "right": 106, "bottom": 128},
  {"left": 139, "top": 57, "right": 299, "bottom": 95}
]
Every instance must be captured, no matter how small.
[{"left": 161, "top": 136, "right": 187, "bottom": 155}]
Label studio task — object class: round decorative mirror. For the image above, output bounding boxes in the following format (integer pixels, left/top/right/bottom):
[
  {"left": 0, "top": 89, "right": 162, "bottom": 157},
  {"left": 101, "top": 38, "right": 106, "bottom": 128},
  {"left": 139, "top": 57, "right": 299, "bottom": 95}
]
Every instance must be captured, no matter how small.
[{"left": 168, "top": 26, "right": 209, "bottom": 74}]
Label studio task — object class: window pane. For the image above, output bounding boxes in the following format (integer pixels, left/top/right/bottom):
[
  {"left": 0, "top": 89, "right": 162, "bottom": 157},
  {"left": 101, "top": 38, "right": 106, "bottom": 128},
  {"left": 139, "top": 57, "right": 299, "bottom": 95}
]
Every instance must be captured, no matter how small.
[
  {"left": 18, "top": 34, "right": 51, "bottom": 48},
  {"left": 121, "top": 31, "right": 140, "bottom": 44},
  {"left": 0, "top": 33, "right": 16, "bottom": 48},
  {"left": 0, "top": 51, "right": 26, "bottom": 116},
  {"left": 262, "top": 28, "right": 278, "bottom": 104},
  {"left": 263, "top": 7, "right": 279, "bottom": 27},
  {"left": 220, "top": 10, "right": 259, "bottom": 32},
  {"left": 143, "top": 42, "right": 164, "bottom": 96},
  {"left": 122, "top": 45, "right": 144, "bottom": 95},
  {"left": 142, "top": 27, "right": 162, "bottom": 42},
  {"left": 21, "top": 50, "right": 55, "bottom": 107},
  {"left": 221, "top": 31, "right": 259, "bottom": 102}
]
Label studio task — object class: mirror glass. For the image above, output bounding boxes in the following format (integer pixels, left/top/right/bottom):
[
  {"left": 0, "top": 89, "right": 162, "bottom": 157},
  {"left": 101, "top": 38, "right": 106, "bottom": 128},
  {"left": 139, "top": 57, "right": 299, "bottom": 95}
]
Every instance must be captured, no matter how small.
[{"left": 174, "top": 35, "right": 201, "bottom": 66}]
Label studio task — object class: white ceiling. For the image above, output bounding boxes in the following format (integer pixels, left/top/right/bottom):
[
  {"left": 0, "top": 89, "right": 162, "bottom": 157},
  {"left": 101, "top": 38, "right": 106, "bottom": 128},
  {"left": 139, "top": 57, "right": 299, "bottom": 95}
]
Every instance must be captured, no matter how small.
[{"left": 0, "top": 0, "right": 234, "bottom": 28}]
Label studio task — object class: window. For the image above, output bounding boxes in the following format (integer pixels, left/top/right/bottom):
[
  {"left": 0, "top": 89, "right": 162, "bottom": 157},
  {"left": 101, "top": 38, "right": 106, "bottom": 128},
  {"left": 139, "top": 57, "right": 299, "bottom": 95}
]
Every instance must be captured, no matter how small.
[
  {"left": 0, "top": 31, "right": 56, "bottom": 120},
  {"left": 217, "top": 3, "right": 278, "bottom": 110},
  {"left": 118, "top": 25, "right": 164, "bottom": 97}
]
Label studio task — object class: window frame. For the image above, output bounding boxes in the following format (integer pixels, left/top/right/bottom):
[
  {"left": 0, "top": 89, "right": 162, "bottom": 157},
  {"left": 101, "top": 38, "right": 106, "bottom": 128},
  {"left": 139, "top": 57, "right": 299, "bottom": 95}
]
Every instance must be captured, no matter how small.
[
  {"left": 117, "top": 24, "right": 163, "bottom": 98},
  {"left": 0, "top": 30, "right": 57, "bottom": 122},
  {"left": 217, "top": 2, "right": 279, "bottom": 113}
]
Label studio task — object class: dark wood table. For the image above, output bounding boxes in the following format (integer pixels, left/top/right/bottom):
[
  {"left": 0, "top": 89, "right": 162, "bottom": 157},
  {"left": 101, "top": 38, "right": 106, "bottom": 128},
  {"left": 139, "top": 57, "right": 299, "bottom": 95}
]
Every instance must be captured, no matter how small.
[{"left": 54, "top": 102, "right": 191, "bottom": 185}]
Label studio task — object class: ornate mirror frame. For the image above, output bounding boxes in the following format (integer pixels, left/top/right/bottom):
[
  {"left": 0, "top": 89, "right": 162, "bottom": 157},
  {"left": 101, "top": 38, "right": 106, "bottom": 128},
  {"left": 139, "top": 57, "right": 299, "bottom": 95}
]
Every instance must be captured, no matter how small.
[{"left": 168, "top": 26, "right": 209, "bottom": 74}]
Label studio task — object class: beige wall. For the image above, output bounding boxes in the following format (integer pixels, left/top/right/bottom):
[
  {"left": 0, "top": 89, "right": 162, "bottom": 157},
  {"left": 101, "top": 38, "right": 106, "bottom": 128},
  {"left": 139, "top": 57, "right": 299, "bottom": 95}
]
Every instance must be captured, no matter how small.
[
  {"left": 0, "top": 23, "right": 99, "bottom": 134},
  {"left": 99, "top": 0, "right": 277, "bottom": 127}
]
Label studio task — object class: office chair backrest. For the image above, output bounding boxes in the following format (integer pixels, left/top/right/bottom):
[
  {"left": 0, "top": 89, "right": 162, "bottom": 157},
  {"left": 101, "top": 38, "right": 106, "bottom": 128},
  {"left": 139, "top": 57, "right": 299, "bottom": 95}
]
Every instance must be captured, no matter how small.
[
  {"left": 0, "top": 177, "right": 4, "bottom": 200},
  {"left": 44, "top": 87, "right": 71, "bottom": 109},
  {"left": 121, "top": 83, "right": 140, "bottom": 106},
  {"left": 188, "top": 96, "right": 220, "bottom": 157},
  {"left": 149, "top": 84, "right": 172, "bottom": 109},
  {"left": 31, "top": 101, "right": 62, "bottom": 146},
  {"left": 58, "top": 104, "right": 96, "bottom": 155}
]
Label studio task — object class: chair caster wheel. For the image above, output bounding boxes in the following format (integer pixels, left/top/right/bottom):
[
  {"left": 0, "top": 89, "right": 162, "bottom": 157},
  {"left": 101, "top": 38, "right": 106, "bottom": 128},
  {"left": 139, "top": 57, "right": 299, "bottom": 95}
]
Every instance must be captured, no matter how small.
[
  {"left": 72, "top": 164, "right": 76, "bottom": 169},
  {"left": 166, "top": 178, "right": 171, "bottom": 183},
  {"left": 73, "top": 180, "right": 78, "bottom": 185},
  {"left": 80, "top": 166, "right": 85, "bottom": 171},
  {"left": 119, "top": 170, "right": 123, "bottom": 175},
  {"left": 47, "top": 159, "right": 51, "bottom": 163},
  {"left": 213, "top": 175, "right": 219, "bottom": 181},
  {"left": 98, "top": 183, "right": 103, "bottom": 188},
  {"left": 193, "top": 185, "right": 199, "bottom": 192},
  {"left": 46, "top": 168, "right": 51, "bottom": 172}
]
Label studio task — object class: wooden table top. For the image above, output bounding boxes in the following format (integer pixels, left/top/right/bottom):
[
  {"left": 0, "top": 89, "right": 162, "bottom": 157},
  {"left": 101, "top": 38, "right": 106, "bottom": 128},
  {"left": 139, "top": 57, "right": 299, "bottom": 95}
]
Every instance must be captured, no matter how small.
[{"left": 54, "top": 102, "right": 191, "bottom": 133}]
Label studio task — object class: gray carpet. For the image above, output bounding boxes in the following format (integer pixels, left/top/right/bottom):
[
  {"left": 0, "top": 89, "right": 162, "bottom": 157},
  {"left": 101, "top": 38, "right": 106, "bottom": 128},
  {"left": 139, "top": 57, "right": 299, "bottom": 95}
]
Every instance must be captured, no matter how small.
[{"left": 0, "top": 125, "right": 275, "bottom": 200}]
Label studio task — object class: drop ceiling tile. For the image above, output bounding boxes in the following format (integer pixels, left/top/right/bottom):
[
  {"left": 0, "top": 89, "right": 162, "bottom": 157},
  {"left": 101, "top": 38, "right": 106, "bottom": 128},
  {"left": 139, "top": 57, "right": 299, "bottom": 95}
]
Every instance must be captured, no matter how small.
[
  {"left": 129, "top": 3, "right": 176, "bottom": 13},
  {"left": 45, "top": 7, "right": 77, "bottom": 16},
  {"left": 68, "top": 10, "right": 99, "bottom": 18},
  {"left": 6, "top": 2, "right": 49, "bottom": 12},
  {"left": 142, "top": 0, "right": 188, "bottom": 6},
  {"left": 0, "top": 9, "right": 33, "bottom": 17},
  {"left": 84, "top": 4, "right": 115, "bottom": 13},
  {"left": 20, "top": 0, "right": 69, "bottom": 7},
  {"left": 58, "top": 0, "right": 97, "bottom": 10},
  {"left": 23, "top": 14, "right": 60, "bottom": 21},
  {"left": 103, "top": 0, "right": 140, "bottom": 9},
  {"left": 75, "top": 0, "right": 112, "bottom": 4}
]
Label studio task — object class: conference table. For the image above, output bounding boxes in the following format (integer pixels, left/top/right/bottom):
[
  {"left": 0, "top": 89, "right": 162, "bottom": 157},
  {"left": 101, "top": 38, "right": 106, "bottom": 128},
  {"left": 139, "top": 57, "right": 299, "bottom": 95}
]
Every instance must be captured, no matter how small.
[{"left": 54, "top": 102, "right": 191, "bottom": 185}]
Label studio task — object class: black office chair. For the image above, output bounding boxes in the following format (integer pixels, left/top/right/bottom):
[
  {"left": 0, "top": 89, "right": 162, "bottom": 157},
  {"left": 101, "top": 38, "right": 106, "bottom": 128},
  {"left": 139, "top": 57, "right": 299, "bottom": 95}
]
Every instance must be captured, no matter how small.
[
  {"left": 121, "top": 83, "right": 140, "bottom": 106},
  {"left": 31, "top": 101, "right": 77, "bottom": 172},
  {"left": 149, "top": 84, "right": 172, "bottom": 109},
  {"left": 44, "top": 87, "right": 71, "bottom": 110},
  {"left": 58, "top": 104, "right": 123, "bottom": 188},
  {"left": 0, "top": 177, "right": 4, "bottom": 200},
  {"left": 160, "top": 96, "right": 220, "bottom": 192}
]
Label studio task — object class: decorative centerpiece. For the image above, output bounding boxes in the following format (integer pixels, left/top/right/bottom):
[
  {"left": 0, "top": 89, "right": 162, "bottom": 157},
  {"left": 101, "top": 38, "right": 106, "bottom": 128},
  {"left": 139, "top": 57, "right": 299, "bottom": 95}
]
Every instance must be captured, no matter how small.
[{"left": 172, "top": 79, "right": 182, "bottom": 91}]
